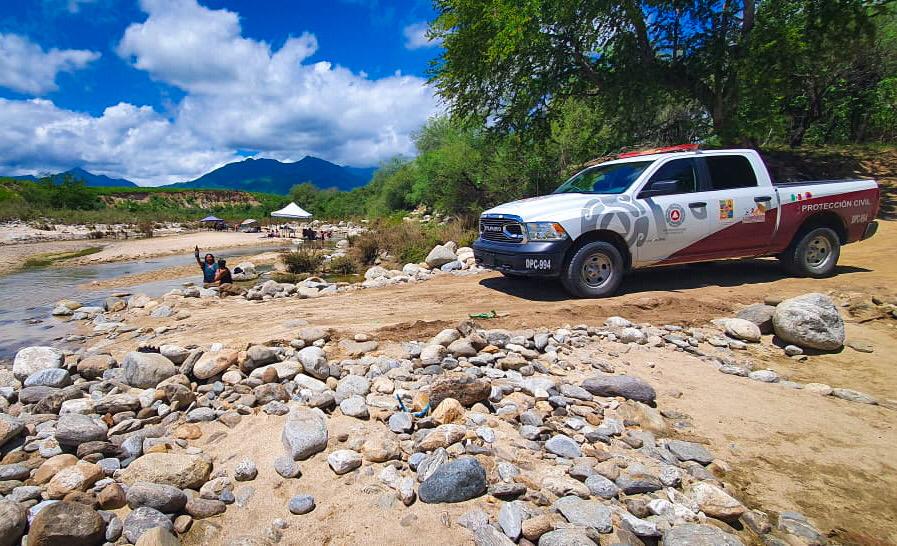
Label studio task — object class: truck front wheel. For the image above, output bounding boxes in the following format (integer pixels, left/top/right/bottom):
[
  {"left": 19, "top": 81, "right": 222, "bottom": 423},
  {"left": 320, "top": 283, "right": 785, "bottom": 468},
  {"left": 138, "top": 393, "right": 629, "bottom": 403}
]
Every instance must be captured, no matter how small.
[
  {"left": 560, "top": 241, "right": 624, "bottom": 298},
  {"left": 781, "top": 227, "right": 841, "bottom": 278}
]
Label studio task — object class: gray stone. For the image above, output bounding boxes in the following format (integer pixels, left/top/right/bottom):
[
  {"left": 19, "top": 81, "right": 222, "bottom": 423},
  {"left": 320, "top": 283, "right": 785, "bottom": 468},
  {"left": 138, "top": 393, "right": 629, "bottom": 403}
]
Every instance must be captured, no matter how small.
[
  {"left": 274, "top": 456, "right": 302, "bottom": 479},
  {"left": 288, "top": 495, "right": 315, "bottom": 515},
  {"left": 327, "top": 449, "right": 362, "bottom": 475},
  {"left": 13, "top": 346, "right": 64, "bottom": 381},
  {"left": 0, "top": 499, "right": 26, "bottom": 546},
  {"left": 55, "top": 413, "right": 108, "bottom": 447},
  {"left": 777, "top": 511, "right": 826, "bottom": 544},
  {"left": 123, "top": 506, "right": 174, "bottom": 543},
  {"left": 425, "top": 245, "right": 457, "bottom": 268},
  {"left": 339, "top": 395, "right": 369, "bottom": 419},
  {"left": 122, "top": 352, "right": 177, "bottom": 388},
  {"left": 335, "top": 375, "right": 370, "bottom": 401},
  {"left": 544, "top": 434, "right": 581, "bottom": 459},
  {"left": 772, "top": 293, "right": 845, "bottom": 350},
  {"left": 126, "top": 482, "right": 188, "bottom": 512},
  {"left": 662, "top": 524, "right": 743, "bottom": 545},
  {"left": 24, "top": 368, "right": 71, "bottom": 388},
  {"left": 419, "top": 457, "right": 487, "bottom": 503},
  {"left": 247, "top": 345, "right": 278, "bottom": 366},
  {"left": 388, "top": 412, "right": 412, "bottom": 433},
  {"left": 723, "top": 318, "right": 762, "bottom": 342},
  {"left": 666, "top": 439, "right": 713, "bottom": 465},
  {"left": 0, "top": 414, "right": 25, "bottom": 449},
  {"left": 581, "top": 374, "right": 656, "bottom": 403},
  {"left": 234, "top": 459, "right": 258, "bottom": 481},
  {"left": 748, "top": 369, "right": 779, "bottom": 383},
  {"left": 554, "top": 496, "right": 612, "bottom": 533},
  {"left": 282, "top": 407, "right": 329, "bottom": 461},
  {"left": 27, "top": 501, "right": 104, "bottom": 545},
  {"left": 831, "top": 388, "right": 877, "bottom": 405},
  {"left": 584, "top": 474, "right": 619, "bottom": 499},
  {"left": 538, "top": 529, "right": 598, "bottom": 546},
  {"left": 498, "top": 501, "right": 524, "bottom": 540},
  {"left": 297, "top": 347, "right": 328, "bottom": 379},
  {"left": 736, "top": 303, "right": 777, "bottom": 334}
]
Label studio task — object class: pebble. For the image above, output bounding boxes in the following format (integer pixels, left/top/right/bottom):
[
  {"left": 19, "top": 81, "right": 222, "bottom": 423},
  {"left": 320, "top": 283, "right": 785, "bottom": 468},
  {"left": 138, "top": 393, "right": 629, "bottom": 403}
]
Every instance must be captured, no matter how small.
[{"left": 288, "top": 495, "right": 315, "bottom": 515}]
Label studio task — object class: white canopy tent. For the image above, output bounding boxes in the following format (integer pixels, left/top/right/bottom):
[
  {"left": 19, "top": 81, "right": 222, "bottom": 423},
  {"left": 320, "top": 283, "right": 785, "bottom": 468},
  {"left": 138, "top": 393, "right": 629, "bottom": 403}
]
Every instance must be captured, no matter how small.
[{"left": 270, "top": 202, "right": 312, "bottom": 219}]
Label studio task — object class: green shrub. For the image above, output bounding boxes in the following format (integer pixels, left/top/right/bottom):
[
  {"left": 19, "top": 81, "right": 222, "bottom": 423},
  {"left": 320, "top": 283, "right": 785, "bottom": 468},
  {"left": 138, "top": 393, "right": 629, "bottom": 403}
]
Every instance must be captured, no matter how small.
[
  {"left": 349, "top": 218, "right": 478, "bottom": 265},
  {"left": 328, "top": 255, "right": 359, "bottom": 275},
  {"left": 281, "top": 248, "right": 324, "bottom": 274}
]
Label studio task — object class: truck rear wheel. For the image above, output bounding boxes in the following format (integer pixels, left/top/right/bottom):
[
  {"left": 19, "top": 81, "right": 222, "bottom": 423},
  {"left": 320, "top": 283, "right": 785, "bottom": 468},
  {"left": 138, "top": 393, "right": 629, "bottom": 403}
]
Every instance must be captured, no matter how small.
[
  {"left": 560, "top": 241, "right": 624, "bottom": 298},
  {"left": 781, "top": 227, "right": 840, "bottom": 278}
]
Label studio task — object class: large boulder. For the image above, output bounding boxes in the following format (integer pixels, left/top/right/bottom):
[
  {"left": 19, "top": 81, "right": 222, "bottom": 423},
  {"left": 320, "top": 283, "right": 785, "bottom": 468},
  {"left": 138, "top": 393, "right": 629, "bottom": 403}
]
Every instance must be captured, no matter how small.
[
  {"left": 425, "top": 245, "right": 457, "bottom": 268},
  {"left": 126, "top": 482, "right": 188, "bottom": 513},
  {"left": 581, "top": 375, "right": 656, "bottom": 404},
  {"left": 121, "top": 453, "right": 211, "bottom": 489},
  {"left": 0, "top": 500, "right": 26, "bottom": 546},
  {"left": 0, "top": 414, "right": 25, "bottom": 449},
  {"left": 27, "top": 501, "right": 104, "bottom": 546},
  {"left": 662, "top": 524, "right": 743, "bottom": 546},
  {"left": 419, "top": 457, "right": 487, "bottom": 503},
  {"left": 55, "top": 414, "right": 108, "bottom": 447},
  {"left": 772, "top": 293, "right": 845, "bottom": 350},
  {"left": 282, "top": 407, "right": 329, "bottom": 461},
  {"left": 13, "top": 347, "right": 63, "bottom": 381},
  {"left": 122, "top": 352, "right": 177, "bottom": 388},
  {"left": 192, "top": 350, "right": 238, "bottom": 380}
]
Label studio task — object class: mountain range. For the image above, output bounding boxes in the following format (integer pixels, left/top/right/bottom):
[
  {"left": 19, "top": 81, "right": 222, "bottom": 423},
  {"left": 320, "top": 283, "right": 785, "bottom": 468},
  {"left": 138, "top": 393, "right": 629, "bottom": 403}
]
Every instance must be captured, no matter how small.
[
  {"left": 10, "top": 168, "right": 138, "bottom": 187},
  {"left": 4, "top": 156, "right": 377, "bottom": 194}
]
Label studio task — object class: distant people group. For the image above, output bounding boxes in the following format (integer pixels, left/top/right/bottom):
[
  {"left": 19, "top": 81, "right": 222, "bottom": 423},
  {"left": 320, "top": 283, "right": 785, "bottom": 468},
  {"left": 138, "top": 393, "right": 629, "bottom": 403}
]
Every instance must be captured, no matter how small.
[{"left": 194, "top": 246, "right": 240, "bottom": 296}]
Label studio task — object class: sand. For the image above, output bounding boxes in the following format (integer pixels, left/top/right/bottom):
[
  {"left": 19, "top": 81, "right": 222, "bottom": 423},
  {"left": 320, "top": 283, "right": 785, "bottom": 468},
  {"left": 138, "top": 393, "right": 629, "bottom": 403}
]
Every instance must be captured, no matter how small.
[
  {"left": 77, "top": 221, "right": 897, "bottom": 542},
  {"left": 0, "top": 231, "right": 290, "bottom": 275}
]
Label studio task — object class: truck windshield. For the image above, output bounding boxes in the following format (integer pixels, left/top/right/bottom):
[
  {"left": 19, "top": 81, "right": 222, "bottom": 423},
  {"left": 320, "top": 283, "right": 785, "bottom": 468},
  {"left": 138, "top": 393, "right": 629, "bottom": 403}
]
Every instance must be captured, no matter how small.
[{"left": 553, "top": 161, "right": 653, "bottom": 195}]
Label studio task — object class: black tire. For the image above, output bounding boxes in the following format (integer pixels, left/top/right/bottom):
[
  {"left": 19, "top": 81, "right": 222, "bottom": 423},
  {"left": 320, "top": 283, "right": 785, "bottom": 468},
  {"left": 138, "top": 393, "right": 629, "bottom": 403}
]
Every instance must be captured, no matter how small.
[
  {"left": 780, "top": 227, "right": 840, "bottom": 278},
  {"left": 560, "top": 241, "right": 624, "bottom": 298}
]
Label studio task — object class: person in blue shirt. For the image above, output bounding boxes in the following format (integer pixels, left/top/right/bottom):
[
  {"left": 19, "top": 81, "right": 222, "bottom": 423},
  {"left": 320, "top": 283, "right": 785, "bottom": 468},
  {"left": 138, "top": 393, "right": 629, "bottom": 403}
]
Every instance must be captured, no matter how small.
[{"left": 194, "top": 245, "right": 217, "bottom": 285}]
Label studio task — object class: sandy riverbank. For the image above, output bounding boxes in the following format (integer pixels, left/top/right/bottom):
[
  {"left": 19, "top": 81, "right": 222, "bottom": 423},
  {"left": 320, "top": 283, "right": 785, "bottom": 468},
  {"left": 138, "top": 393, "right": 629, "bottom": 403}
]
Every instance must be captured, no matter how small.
[{"left": 0, "top": 231, "right": 293, "bottom": 275}]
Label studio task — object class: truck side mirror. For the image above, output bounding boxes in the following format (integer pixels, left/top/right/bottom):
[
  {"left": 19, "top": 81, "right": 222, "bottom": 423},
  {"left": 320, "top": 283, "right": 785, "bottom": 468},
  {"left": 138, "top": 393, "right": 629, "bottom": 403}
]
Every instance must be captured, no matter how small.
[{"left": 639, "top": 179, "right": 680, "bottom": 198}]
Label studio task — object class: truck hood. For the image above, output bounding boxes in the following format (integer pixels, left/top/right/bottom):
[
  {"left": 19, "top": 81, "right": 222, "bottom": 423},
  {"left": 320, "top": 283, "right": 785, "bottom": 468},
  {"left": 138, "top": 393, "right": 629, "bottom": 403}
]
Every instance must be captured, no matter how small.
[{"left": 482, "top": 193, "right": 603, "bottom": 222}]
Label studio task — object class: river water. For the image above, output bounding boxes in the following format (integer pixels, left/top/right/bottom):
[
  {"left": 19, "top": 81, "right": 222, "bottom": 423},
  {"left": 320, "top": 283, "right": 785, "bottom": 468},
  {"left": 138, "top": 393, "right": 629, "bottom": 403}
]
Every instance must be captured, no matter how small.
[{"left": 0, "top": 245, "right": 286, "bottom": 358}]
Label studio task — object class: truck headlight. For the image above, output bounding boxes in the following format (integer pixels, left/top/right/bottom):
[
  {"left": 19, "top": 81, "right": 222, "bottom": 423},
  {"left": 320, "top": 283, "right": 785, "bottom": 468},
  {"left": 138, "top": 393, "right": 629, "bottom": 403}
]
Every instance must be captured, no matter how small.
[{"left": 525, "top": 222, "right": 568, "bottom": 241}]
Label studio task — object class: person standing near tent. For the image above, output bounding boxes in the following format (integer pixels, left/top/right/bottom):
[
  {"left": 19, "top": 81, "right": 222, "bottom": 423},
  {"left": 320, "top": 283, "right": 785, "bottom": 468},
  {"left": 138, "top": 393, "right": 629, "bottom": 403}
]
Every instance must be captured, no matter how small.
[{"left": 195, "top": 246, "right": 218, "bottom": 284}]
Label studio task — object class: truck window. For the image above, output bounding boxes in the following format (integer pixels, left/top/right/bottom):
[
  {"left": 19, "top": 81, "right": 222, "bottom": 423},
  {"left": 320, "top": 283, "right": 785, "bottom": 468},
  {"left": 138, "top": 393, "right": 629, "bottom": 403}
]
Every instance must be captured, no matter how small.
[
  {"left": 553, "top": 161, "right": 653, "bottom": 195},
  {"left": 644, "top": 159, "right": 697, "bottom": 194},
  {"left": 705, "top": 155, "right": 758, "bottom": 189}
]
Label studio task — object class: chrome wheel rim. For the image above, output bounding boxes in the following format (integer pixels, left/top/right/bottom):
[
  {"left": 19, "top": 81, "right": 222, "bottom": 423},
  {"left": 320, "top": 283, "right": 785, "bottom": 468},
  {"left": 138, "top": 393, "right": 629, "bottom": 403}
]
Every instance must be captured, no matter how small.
[
  {"left": 581, "top": 253, "right": 613, "bottom": 288},
  {"left": 804, "top": 235, "right": 833, "bottom": 269}
]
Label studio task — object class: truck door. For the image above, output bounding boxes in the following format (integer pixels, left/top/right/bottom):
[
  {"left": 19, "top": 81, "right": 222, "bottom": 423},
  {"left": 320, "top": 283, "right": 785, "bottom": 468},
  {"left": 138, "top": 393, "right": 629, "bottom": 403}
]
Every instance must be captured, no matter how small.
[
  {"left": 634, "top": 158, "right": 711, "bottom": 265},
  {"left": 696, "top": 154, "right": 778, "bottom": 257}
]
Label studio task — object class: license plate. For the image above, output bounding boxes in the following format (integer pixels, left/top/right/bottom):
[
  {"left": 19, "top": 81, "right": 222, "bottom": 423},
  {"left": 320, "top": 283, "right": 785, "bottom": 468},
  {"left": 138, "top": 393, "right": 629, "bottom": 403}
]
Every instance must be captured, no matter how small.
[{"left": 525, "top": 258, "right": 552, "bottom": 270}]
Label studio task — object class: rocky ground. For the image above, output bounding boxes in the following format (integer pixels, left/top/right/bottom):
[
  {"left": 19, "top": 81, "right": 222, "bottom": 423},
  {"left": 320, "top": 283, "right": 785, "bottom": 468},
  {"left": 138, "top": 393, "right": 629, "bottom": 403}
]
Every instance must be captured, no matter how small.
[{"left": 1, "top": 270, "right": 896, "bottom": 546}]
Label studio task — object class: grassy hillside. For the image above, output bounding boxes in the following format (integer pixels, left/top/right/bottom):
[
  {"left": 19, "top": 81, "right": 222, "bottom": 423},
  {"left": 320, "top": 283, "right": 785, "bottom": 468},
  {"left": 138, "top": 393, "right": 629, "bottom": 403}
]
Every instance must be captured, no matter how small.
[{"left": 0, "top": 178, "right": 290, "bottom": 224}]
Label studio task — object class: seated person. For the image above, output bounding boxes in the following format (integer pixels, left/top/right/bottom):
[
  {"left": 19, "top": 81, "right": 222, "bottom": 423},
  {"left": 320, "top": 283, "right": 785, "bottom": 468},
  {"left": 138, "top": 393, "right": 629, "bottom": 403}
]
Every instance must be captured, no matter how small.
[{"left": 213, "top": 258, "right": 233, "bottom": 285}]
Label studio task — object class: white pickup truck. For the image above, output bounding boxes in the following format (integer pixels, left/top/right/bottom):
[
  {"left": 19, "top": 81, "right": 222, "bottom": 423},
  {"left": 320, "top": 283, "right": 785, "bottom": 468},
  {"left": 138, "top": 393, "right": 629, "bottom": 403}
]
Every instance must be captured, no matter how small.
[{"left": 473, "top": 146, "right": 880, "bottom": 297}]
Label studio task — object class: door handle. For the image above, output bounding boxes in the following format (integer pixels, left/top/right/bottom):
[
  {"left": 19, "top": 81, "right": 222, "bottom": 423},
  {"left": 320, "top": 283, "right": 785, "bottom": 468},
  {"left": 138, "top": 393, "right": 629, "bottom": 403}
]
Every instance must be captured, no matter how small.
[
  {"left": 688, "top": 202, "right": 706, "bottom": 209},
  {"left": 755, "top": 195, "right": 772, "bottom": 202}
]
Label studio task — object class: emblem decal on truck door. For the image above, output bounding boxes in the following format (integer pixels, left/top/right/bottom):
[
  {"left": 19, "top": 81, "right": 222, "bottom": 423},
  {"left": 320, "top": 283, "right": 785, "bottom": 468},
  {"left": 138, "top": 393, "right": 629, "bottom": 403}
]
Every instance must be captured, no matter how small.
[{"left": 665, "top": 204, "right": 685, "bottom": 227}]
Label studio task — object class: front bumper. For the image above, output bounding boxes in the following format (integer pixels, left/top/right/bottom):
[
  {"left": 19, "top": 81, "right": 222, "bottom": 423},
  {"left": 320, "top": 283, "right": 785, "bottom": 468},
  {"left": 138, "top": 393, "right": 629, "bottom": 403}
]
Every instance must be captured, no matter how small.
[
  {"left": 473, "top": 237, "right": 571, "bottom": 277},
  {"left": 863, "top": 220, "right": 878, "bottom": 240}
]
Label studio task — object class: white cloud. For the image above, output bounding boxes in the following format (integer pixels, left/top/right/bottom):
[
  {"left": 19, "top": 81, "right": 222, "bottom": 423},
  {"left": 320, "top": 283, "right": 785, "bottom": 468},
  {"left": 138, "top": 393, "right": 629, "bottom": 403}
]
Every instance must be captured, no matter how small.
[
  {"left": 403, "top": 21, "right": 439, "bottom": 49},
  {"left": 0, "top": 98, "right": 236, "bottom": 185},
  {"left": 0, "top": 33, "right": 100, "bottom": 95},
  {"left": 1, "top": 0, "right": 440, "bottom": 186},
  {"left": 116, "top": 0, "right": 439, "bottom": 168}
]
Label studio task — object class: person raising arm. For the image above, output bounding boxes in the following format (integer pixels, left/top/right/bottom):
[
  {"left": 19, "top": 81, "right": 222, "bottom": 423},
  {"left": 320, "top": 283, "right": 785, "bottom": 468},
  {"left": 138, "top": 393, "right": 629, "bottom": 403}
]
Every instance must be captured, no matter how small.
[{"left": 195, "top": 246, "right": 218, "bottom": 285}]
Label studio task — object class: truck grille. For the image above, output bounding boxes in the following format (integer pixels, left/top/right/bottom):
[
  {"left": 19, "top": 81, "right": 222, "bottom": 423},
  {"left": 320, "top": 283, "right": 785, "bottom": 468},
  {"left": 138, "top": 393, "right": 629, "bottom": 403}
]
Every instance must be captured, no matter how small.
[{"left": 479, "top": 216, "right": 525, "bottom": 243}]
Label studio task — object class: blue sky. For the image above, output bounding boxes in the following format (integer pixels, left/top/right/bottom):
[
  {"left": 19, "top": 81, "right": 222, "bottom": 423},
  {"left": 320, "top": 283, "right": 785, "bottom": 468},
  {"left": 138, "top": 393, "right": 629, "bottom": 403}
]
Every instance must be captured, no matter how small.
[{"left": 0, "top": 0, "right": 442, "bottom": 185}]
